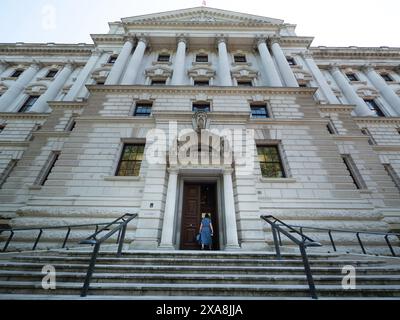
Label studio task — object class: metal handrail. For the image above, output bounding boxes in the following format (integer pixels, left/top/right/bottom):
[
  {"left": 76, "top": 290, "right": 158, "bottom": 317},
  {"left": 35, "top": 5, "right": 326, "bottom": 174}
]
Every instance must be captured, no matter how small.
[
  {"left": 261, "top": 215, "right": 322, "bottom": 299},
  {"left": 79, "top": 213, "right": 137, "bottom": 297},
  {"left": 275, "top": 222, "right": 400, "bottom": 257}
]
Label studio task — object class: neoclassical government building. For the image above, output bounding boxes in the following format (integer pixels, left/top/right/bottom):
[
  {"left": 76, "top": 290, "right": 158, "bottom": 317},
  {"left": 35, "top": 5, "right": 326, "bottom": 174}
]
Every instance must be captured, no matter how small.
[{"left": 0, "top": 7, "right": 399, "bottom": 252}]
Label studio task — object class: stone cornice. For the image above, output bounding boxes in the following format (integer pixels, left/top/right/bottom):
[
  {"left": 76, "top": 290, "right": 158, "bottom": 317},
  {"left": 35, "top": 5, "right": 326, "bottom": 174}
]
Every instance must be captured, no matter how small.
[
  {"left": 0, "top": 43, "right": 94, "bottom": 56},
  {"left": 318, "top": 104, "right": 355, "bottom": 113},
  {"left": 310, "top": 47, "right": 400, "bottom": 60},
  {"left": 86, "top": 85, "right": 317, "bottom": 96},
  {"left": 48, "top": 101, "right": 87, "bottom": 110},
  {"left": 0, "top": 141, "right": 30, "bottom": 147},
  {"left": 332, "top": 135, "right": 370, "bottom": 141},
  {"left": 247, "top": 118, "right": 328, "bottom": 125},
  {"left": 372, "top": 145, "right": 400, "bottom": 152},
  {"left": 278, "top": 37, "right": 314, "bottom": 48},
  {"left": 76, "top": 116, "right": 156, "bottom": 124},
  {"left": 153, "top": 111, "right": 250, "bottom": 122},
  {"left": 0, "top": 112, "right": 49, "bottom": 120},
  {"left": 90, "top": 34, "right": 125, "bottom": 45},
  {"left": 354, "top": 117, "right": 400, "bottom": 124}
]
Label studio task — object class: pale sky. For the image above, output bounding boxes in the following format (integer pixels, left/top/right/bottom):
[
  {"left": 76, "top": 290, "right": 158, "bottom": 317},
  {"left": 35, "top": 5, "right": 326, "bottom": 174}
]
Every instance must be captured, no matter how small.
[{"left": 0, "top": 0, "right": 399, "bottom": 47}]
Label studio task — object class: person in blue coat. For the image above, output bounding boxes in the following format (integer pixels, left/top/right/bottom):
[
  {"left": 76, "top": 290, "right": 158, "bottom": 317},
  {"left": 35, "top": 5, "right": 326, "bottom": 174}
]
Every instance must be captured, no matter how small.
[{"left": 199, "top": 213, "right": 214, "bottom": 250}]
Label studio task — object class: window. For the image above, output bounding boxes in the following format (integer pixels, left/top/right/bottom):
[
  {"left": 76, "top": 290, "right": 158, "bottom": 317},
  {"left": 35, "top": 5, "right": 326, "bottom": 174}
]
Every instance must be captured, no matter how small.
[
  {"left": 360, "top": 128, "right": 376, "bottom": 145},
  {"left": 381, "top": 74, "right": 393, "bottom": 82},
  {"left": 286, "top": 57, "right": 296, "bottom": 66},
  {"left": 194, "top": 80, "right": 209, "bottom": 86},
  {"left": 65, "top": 119, "right": 76, "bottom": 132},
  {"left": 237, "top": 80, "right": 253, "bottom": 87},
  {"left": 341, "top": 154, "right": 367, "bottom": 190},
  {"left": 46, "top": 70, "right": 58, "bottom": 78},
  {"left": 257, "top": 145, "right": 286, "bottom": 178},
  {"left": 346, "top": 73, "right": 358, "bottom": 82},
  {"left": 364, "top": 99, "right": 385, "bottom": 117},
  {"left": 251, "top": 104, "right": 269, "bottom": 118},
  {"left": 36, "top": 151, "right": 60, "bottom": 186},
  {"left": 383, "top": 164, "right": 400, "bottom": 192},
  {"left": 108, "top": 55, "right": 118, "bottom": 64},
  {"left": 299, "top": 83, "right": 308, "bottom": 88},
  {"left": 157, "top": 54, "right": 170, "bottom": 62},
  {"left": 151, "top": 79, "right": 166, "bottom": 86},
  {"left": 234, "top": 54, "right": 247, "bottom": 63},
  {"left": 0, "top": 124, "right": 5, "bottom": 133},
  {"left": 0, "top": 160, "right": 18, "bottom": 189},
  {"left": 192, "top": 102, "right": 210, "bottom": 112},
  {"left": 196, "top": 54, "right": 208, "bottom": 63},
  {"left": 11, "top": 69, "right": 24, "bottom": 78},
  {"left": 96, "top": 80, "right": 105, "bottom": 85},
  {"left": 18, "top": 96, "right": 39, "bottom": 113},
  {"left": 116, "top": 144, "right": 145, "bottom": 176},
  {"left": 326, "top": 120, "right": 338, "bottom": 135},
  {"left": 134, "top": 102, "right": 152, "bottom": 117}
]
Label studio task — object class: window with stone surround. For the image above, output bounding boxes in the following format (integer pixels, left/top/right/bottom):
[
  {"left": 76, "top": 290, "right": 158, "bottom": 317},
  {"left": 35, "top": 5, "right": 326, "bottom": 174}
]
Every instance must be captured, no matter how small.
[
  {"left": 46, "top": 69, "right": 58, "bottom": 78},
  {"left": 11, "top": 69, "right": 24, "bottom": 78},
  {"left": 196, "top": 54, "right": 208, "bottom": 63},
  {"left": 192, "top": 102, "right": 210, "bottom": 112},
  {"left": 346, "top": 73, "right": 358, "bottom": 82},
  {"left": 286, "top": 57, "right": 296, "bottom": 66},
  {"left": 341, "top": 154, "right": 367, "bottom": 190},
  {"left": 237, "top": 80, "right": 253, "bottom": 87},
  {"left": 157, "top": 54, "right": 170, "bottom": 62},
  {"left": 233, "top": 54, "right": 247, "bottom": 63},
  {"left": 0, "top": 124, "right": 5, "bottom": 134},
  {"left": 250, "top": 104, "right": 269, "bottom": 118},
  {"left": 361, "top": 128, "right": 377, "bottom": 145},
  {"left": 35, "top": 151, "right": 60, "bottom": 186},
  {"left": 0, "top": 159, "right": 18, "bottom": 189},
  {"left": 134, "top": 102, "right": 152, "bottom": 117},
  {"left": 18, "top": 95, "right": 39, "bottom": 113},
  {"left": 116, "top": 144, "right": 145, "bottom": 176},
  {"left": 326, "top": 120, "right": 338, "bottom": 135},
  {"left": 108, "top": 55, "right": 118, "bottom": 64},
  {"left": 194, "top": 80, "right": 209, "bottom": 86},
  {"left": 363, "top": 99, "right": 385, "bottom": 117},
  {"left": 151, "top": 79, "right": 166, "bottom": 86},
  {"left": 383, "top": 164, "right": 400, "bottom": 192},
  {"left": 257, "top": 145, "right": 286, "bottom": 178},
  {"left": 381, "top": 73, "right": 393, "bottom": 82}
]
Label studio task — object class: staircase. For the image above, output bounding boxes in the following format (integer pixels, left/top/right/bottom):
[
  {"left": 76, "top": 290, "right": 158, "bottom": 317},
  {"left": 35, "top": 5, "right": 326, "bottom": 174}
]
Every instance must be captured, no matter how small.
[{"left": 1, "top": 248, "right": 400, "bottom": 299}]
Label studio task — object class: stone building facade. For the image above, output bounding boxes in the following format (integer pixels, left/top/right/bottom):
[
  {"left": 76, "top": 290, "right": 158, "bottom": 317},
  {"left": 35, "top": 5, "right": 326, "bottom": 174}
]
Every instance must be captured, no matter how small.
[{"left": 0, "top": 7, "right": 399, "bottom": 252}]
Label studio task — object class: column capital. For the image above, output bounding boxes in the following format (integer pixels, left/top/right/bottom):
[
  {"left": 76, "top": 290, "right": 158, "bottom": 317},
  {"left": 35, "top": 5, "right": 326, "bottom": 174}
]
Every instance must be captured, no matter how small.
[
  {"left": 223, "top": 168, "right": 234, "bottom": 175},
  {"left": 29, "top": 59, "right": 44, "bottom": 69},
  {"left": 136, "top": 34, "right": 149, "bottom": 45},
  {"left": 329, "top": 63, "right": 341, "bottom": 72},
  {"left": 123, "top": 34, "right": 135, "bottom": 44},
  {"left": 0, "top": 59, "right": 11, "bottom": 67},
  {"left": 91, "top": 48, "right": 104, "bottom": 57},
  {"left": 360, "top": 64, "right": 376, "bottom": 73},
  {"left": 176, "top": 34, "right": 188, "bottom": 45},
  {"left": 216, "top": 35, "right": 228, "bottom": 45},
  {"left": 255, "top": 35, "right": 267, "bottom": 47},
  {"left": 268, "top": 35, "right": 281, "bottom": 46},
  {"left": 300, "top": 50, "right": 313, "bottom": 59},
  {"left": 167, "top": 167, "right": 179, "bottom": 175}
]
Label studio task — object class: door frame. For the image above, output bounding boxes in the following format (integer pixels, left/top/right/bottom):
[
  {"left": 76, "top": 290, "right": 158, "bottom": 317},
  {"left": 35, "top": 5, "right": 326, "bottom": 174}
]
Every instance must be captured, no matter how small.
[{"left": 175, "top": 174, "right": 224, "bottom": 250}]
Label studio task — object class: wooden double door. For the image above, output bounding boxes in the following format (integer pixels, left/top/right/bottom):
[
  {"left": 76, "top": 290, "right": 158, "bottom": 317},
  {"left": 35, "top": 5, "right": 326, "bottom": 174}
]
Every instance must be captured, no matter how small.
[{"left": 180, "top": 182, "right": 219, "bottom": 250}]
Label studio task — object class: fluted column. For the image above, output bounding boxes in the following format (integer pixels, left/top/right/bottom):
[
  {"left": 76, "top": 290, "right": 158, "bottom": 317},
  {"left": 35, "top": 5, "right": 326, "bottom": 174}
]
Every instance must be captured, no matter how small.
[
  {"left": 269, "top": 37, "right": 298, "bottom": 87},
  {"left": 363, "top": 65, "right": 400, "bottom": 116},
  {"left": 223, "top": 169, "right": 240, "bottom": 250},
  {"left": 30, "top": 63, "right": 74, "bottom": 113},
  {"left": 217, "top": 37, "right": 232, "bottom": 86},
  {"left": 65, "top": 49, "right": 102, "bottom": 101},
  {"left": 159, "top": 168, "right": 179, "bottom": 249},
  {"left": 171, "top": 37, "right": 187, "bottom": 85},
  {"left": 301, "top": 52, "right": 340, "bottom": 104},
  {"left": 0, "top": 62, "right": 40, "bottom": 112},
  {"left": 330, "top": 65, "right": 375, "bottom": 116},
  {"left": 105, "top": 38, "right": 134, "bottom": 85},
  {"left": 121, "top": 36, "right": 148, "bottom": 85},
  {"left": 256, "top": 38, "right": 282, "bottom": 87}
]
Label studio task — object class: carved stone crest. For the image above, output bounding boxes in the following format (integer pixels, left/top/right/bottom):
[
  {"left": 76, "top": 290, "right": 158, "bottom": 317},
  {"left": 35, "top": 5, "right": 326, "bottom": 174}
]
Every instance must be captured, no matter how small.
[{"left": 192, "top": 111, "right": 209, "bottom": 133}]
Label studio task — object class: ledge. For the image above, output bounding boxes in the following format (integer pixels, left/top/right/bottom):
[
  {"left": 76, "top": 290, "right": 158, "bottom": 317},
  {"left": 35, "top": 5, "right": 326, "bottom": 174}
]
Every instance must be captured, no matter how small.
[
  {"left": 0, "top": 141, "right": 30, "bottom": 147},
  {"left": 259, "top": 177, "right": 297, "bottom": 183},
  {"left": 354, "top": 117, "right": 400, "bottom": 124},
  {"left": 28, "top": 185, "right": 42, "bottom": 190},
  {"left": 104, "top": 176, "right": 142, "bottom": 181},
  {"left": 0, "top": 112, "right": 49, "bottom": 120},
  {"left": 372, "top": 145, "right": 400, "bottom": 152},
  {"left": 332, "top": 135, "right": 370, "bottom": 141}
]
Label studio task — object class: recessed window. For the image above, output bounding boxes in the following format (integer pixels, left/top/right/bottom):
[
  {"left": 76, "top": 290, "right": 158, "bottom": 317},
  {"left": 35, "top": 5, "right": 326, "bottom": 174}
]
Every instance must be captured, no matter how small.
[
  {"left": 341, "top": 154, "right": 366, "bottom": 190},
  {"left": 19, "top": 95, "right": 39, "bottom": 113},
  {"left": 108, "top": 55, "right": 118, "bottom": 64},
  {"left": 46, "top": 70, "right": 58, "bottom": 78},
  {"left": 234, "top": 54, "right": 247, "bottom": 63},
  {"left": 96, "top": 80, "right": 105, "bottom": 85},
  {"left": 151, "top": 79, "right": 166, "bottom": 86},
  {"left": 134, "top": 102, "right": 152, "bottom": 117},
  {"left": 157, "top": 54, "right": 170, "bottom": 62},
  {"left": 383, "top": 164, "right": 400, "bottom": 192},
  {"left": 381, "top": 74, "right": 393, "bottom": 82},
  {"left": 116, "top": 144, "right": 145, "bottom": 176},
  {"left": 65, "top": 119, "right": 76, "bottom": 132},
  {"left": 286, "top": 57, "right": 296, "bottom": 66},
  {"left": 251, "top": 104, "right": 269, "bottom": 118},
  {"left": 364, "top": 99, "right": 385, "bottom": 117},
  {"left": 192, "top": 102, "right": 210, "bottom": 112},
  {"left": 196, "top": 54, "right": 208, "bottom": 63},
  {"left": 237, "top": 80, "right": 253, "bottom": 87},
  {"left": 36, "top": 151, "right": 60, "bottom": 186},
  {"left": 346, "top": 73, "right": 358, "bottom": 82},
  {"left": 299, "top": 83, "right": 308, "bottom": 88},
  {"left": 0, "top": 159, "right": 18, "bottom": 189},
  {"left": 11, "top": 69, "right": 24, "bottom": 78},
  {"left": 257, "top": 145, "right": 286, "bottom": 178},
  {"left": 194, "top": 80, "right": 209, "bottom": 86},
  {"left": 360, "top": 128, "right": 376, "bottom": 145},
  {"left": 0, "top": 124, "right": 5, "bottom": 133},
  {"left": 326, "top": 120, "right": 338, "bottom": 135}
]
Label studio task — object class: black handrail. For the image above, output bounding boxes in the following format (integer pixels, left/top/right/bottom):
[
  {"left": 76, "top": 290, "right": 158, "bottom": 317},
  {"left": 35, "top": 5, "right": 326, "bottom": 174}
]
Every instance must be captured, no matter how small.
[
  {"left": 261, "top": 215, "right": 322, "bottom": 299},
  {"left": 79, "top": 213, "right": 137, "bottom": 297},
  {"left": 275, "top": 222, "right": 400, "bottom": 257}
]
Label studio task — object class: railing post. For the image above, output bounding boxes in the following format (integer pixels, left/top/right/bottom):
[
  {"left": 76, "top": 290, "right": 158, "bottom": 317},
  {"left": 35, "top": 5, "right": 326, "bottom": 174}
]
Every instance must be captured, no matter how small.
[
  {"left": 299, "top": 243, "right": 318, "bottom": 300},
  {"left": 3, "top": 231, "right": 14, "bottom": 252},
  {"left": 81, "top": 242, "right": 100, "bottom": 297},
  {"left": 384, "top": 235, "right": 396, "bottom": 257},
  {"left": 328, "top": 230, "right": 337, "bottom": 252},
  {"left": 117, "top": 224, "right": 127, "bottom": 257},
  {"left": 62, "top": 227, "right": 71, "bottom": 249},
  {"left": 356, "top": 233, "right": 367, "bottom": 254},
  {"left": 271, "top": 225, "right": 282, "bottom": 260},
  {"left": 32, "top": 229, "right": 43, "bottom": 251}
]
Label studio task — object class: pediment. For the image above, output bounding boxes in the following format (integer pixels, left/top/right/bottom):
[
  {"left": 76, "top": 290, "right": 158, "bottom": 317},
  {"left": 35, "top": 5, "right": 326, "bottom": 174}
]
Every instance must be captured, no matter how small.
[{"left": 122, "top": 7, "right": 283, "bottom": 26}]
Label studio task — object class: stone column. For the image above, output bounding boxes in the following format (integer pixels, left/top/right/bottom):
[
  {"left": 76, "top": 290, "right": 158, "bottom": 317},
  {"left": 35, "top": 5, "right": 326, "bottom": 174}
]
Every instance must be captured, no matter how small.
[
  {"left": 223, "top": 168, "right": 240, "bottom": 250},
  {"left": 159, "top": 168, "right": 179, "bottom": 249},
  {"left": 301, "top": 52, "right": 340, "bottom": 104},
  {"left": 65, "top": 49, "right": 102, "bottom": 101},
  {"left": 121, "top": 36, "right": 148, "bottom": 85},
  {"left": 269, "top": 37, "right": 299, "bottom": 87},
  {"left": 363, "top": 65, "right": 400, "bottom": 116},
  {"left": 0, "top": 62, "right": 41, "bottom": 112},
  {"left": 0, "top": 60, "right": 8, "bottom": 77},
  {"left": 30, "top": 63, "right": 74, "bottom": 113},
  {"left": 330, "top": 65, "right": 375, "bottom": 116},
  {"left": 105, "top": 38, "right": 134, "bottom": 85},
  {"left": 217, "top": 37, "right": 232, "bottom": 86},
  {"left": 256, "top": 38, "right": 282, "bottom": 87},
  {"left": 171, "top": 37, "right": 187, "bottom": 85}
]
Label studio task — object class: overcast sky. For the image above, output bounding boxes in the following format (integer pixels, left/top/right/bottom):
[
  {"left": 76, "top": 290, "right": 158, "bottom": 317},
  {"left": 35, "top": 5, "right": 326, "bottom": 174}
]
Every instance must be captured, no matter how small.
[{"left": 1, "top": 0, "right": 399, "bottom": 47}]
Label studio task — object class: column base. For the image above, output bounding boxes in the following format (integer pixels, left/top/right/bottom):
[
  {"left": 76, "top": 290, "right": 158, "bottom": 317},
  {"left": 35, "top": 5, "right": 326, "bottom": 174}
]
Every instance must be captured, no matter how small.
[
  {"left": 224, "top": 244, "right": 242, "bottom": 251},
  {"left": 158, "top": 244, "right": 176, "bottom": 250},
  {"left": 129, "top": 239, "right": 159, "bottom": 250},
  {"left": 240, "top": 241, "right": 269, "bottom": 251}
]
